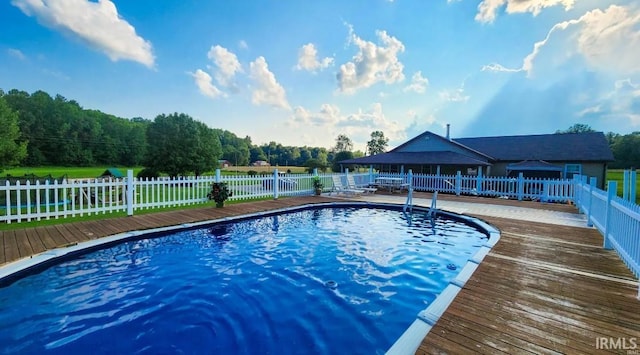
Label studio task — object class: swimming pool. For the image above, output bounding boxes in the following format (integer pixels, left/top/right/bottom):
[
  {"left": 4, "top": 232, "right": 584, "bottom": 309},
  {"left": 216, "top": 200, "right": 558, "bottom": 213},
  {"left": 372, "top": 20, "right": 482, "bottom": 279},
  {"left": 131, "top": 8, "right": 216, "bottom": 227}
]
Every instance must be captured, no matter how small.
[{"left": 0, "top": 203, "right": 498, "bottom": 354}]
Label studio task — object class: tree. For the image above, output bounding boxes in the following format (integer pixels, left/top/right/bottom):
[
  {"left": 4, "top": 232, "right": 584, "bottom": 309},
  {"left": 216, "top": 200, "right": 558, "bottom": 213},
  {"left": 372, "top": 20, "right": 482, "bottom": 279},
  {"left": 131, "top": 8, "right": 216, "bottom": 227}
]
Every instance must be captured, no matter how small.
[
  {"left": 610, "top": 132, "right": 640, "bottom": 169},
  {"left": 333, "top": 134, "right": 353, "bottom": 153},
  {"left": 192, "top": 121, "right": 222, "bottom": 176},
  {"left": 304, "top": 158, "right": 327, "bottom": 173},
  {"left": 331, "top": 151, "right": 354, "bottom": 172},
  {"left": 366, "top": 130, "right": 388, "bottom": 155},
  {"left": 145, "top": 113, "right": 221, "bottom": 177},
  {"left": 555, "top": 123, "right": 596, "bottom": 134},
  {"left": 0, "top": 97, "right": 27, "bottom": 172}
]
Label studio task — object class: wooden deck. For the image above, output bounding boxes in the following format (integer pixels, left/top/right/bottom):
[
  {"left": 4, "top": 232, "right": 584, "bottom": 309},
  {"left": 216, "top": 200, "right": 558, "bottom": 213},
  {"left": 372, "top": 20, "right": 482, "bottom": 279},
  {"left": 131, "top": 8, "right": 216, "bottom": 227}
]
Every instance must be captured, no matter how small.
[{"left": 1, "top": 194, "right": 639, "bottom": 354}]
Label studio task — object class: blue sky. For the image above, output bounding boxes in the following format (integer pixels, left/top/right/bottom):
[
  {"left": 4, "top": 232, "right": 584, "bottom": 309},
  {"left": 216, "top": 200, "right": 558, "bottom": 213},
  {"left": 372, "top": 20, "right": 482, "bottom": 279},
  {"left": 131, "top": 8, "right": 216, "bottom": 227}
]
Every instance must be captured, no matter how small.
[{"left": 1, "top": 0, "right": 639, "bottom": 152}]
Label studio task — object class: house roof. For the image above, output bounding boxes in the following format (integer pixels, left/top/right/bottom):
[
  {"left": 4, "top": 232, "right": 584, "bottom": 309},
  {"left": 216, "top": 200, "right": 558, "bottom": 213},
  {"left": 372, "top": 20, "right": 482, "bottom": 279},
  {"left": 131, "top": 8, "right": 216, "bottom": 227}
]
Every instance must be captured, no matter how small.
[
  {"left": 506, "top": 160, "right": 563, "bottom": 172},
  {"left": 340, "top": 151, "right": 492, "bottom": 166},
  {"left": 99, "top": 168, "right": 124, "bottom": 178},
  {"left": 454, "top": 132, "right": 614, "bottom": 162},
  {"left": 391, "top": 130, "right": 494, "bottom": 160}
]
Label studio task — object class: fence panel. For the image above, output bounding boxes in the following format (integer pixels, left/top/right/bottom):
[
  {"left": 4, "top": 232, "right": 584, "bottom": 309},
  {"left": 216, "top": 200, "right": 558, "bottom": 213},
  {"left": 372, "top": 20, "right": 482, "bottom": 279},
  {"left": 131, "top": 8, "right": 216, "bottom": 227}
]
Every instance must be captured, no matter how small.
[{"left": 574, "top": 176, "right": 640, "bottom": 287}]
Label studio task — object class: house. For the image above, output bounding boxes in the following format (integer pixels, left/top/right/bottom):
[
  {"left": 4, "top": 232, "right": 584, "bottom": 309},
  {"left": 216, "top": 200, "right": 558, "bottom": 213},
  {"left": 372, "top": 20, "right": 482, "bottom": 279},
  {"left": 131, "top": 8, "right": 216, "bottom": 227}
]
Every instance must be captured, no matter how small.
[
  {"left": 340, "top": 127, "right": 614, "bottom": 189},
  {"left": 218, "top": 160, "right": 231, "bottom": 168},
  {"left": 252, "top": 160, "right": 270, "bottom": 167}
]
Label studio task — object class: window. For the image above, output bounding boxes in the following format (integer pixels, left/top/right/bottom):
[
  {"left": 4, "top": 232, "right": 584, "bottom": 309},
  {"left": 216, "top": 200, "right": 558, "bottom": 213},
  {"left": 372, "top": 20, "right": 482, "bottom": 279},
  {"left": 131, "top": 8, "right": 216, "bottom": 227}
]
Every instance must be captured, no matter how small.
[{"left": 565, "top": 164, "right": 582, "bottom": 179}]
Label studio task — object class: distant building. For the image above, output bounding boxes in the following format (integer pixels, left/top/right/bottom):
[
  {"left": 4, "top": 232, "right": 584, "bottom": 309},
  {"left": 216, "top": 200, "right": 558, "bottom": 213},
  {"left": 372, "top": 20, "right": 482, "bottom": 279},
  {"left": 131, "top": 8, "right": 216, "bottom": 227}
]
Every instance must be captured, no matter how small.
[
  {"left": 340, "top": 128, "right": 614, "bottom": 189},
  {"left": 252, "top": 160, "right": 270, "bottom": 167},
  {"left": 218, "top": 160, "right": 231, "bottom": 168}
]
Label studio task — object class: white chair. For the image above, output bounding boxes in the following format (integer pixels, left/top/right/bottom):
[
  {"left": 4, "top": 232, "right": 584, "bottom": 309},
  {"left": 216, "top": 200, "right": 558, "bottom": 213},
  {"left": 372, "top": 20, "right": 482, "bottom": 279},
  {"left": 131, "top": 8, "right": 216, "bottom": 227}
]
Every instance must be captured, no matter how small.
[
  {"left": 346, "top": 175, "right": 377, "bottom": 194},
  {"left": 331, "top": 175, "right": 364, "bottom": 196}
]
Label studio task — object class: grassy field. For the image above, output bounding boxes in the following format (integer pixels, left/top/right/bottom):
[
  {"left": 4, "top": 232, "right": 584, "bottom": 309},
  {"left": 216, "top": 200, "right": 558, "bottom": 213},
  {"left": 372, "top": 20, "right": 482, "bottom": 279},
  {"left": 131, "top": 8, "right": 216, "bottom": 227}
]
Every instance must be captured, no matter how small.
[
  {"left": 606, "top": 169, "right": 639, "bottom": 204},
  {"left": 1, "top": 166, "right": 309, "bottom": 179},
  {"left": 222, "top": 166, "right": 308, "bottom": 174},
  {"left": 1, "top": 166, "right": 144, "bottom": 179}
]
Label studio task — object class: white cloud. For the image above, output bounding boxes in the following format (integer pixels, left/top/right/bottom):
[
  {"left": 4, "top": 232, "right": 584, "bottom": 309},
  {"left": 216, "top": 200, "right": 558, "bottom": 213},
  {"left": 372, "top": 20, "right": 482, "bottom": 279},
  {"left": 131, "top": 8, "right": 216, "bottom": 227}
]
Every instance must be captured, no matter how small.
[
  {"left": 190, "top": 69, "right": 225, "bottom": 99},
  {"left": 476, "top": 0, "right": 576, "bottom": 23},
  {"left": 7, "top": 48, "right": 26, "bottom": 60},
  {"left": 207, "top": 45, "right": 243, "bottom": 87},
  {"left": 249, "top": 56, "right": 290, "bottom": 110},
  {"left": 481, "top": 63, "right": 522, "bottom": 73},
  {"left": 403, "top": 71, "right": 429, "bottom": 93},
  {"left": 293, "top": 104, "right": 341, "bottom": 126},
  {"left": 295, "top": 43, "right": 333, "bottom": 72},
  {"left": 337, "top": 26, "right": 405, "bottom": 94},
  {"left": 485, "top": 5, "right": 640, "bottom": 77},
  {"left": 291, "top": 103, "right": 405, "bottom": 146},
  {"left": 238, "top": 40, "right": 248, "bottom": 50},
  {"left": 12, "top": 0, "right": 154, "bottom": 68},
  {"left": 439, "top": 84, "right": 469, "bottom": 102}
]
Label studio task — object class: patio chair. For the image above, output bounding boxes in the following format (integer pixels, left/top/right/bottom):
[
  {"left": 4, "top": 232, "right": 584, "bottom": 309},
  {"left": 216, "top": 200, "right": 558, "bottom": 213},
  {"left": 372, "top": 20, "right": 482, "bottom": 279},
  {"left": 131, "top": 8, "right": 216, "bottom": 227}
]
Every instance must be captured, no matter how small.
[
  {"left": 346, "top": 175, "right": 377, "bottom": 194},
  {"left": 331, "top": 175, "right": 364, "bottom": 197}
]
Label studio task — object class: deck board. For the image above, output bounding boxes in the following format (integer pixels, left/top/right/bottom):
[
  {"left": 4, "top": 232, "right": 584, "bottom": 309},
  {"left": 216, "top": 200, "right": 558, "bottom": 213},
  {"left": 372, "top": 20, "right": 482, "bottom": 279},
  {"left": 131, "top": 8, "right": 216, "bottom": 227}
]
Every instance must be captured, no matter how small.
[{"left": 0, "top": 194, "right": 638, "bottom": 354}]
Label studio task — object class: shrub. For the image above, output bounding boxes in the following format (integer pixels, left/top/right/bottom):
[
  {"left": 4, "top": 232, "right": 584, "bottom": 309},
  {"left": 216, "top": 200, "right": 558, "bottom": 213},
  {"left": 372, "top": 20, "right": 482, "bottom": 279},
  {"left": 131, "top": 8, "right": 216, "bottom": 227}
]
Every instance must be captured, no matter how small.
[
  {"left": 137, "top": 168, "right": 159, "bottom": 179},
  {"left": 207, "top": 182, "right": 232, "bottom": 207}
]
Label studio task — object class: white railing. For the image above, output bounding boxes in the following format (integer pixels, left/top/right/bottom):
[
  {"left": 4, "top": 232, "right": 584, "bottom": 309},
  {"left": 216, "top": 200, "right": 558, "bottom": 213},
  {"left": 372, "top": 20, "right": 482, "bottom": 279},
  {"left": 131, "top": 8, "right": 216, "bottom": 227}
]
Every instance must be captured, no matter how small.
[
  {"left": 1, "top": 169, "right": 576, "bottom": 224},
  {"left": 573, "top": 173, "right": 640, "bottom": 298},
  {"left": 374, "top": 171, "right": 573, "bottom": 202}
]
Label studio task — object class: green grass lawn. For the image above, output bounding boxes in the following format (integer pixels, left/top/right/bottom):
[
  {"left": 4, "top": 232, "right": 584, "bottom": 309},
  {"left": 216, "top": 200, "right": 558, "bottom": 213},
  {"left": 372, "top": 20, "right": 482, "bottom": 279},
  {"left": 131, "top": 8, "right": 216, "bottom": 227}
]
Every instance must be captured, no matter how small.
[
  {"left": 1, "top": 166, "right": 144, "bottom": 179},
  {"left": 606, "top": 169, "right": 639, "bottom": 204}
]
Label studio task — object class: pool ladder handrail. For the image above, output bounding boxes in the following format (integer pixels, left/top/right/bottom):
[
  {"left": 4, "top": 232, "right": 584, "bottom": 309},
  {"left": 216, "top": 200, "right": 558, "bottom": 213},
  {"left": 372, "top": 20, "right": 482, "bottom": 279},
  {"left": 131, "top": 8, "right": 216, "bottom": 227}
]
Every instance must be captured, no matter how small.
[
  {"left": 427, "top": 191, "right": 438, "bottom": 218},
  {"left": 403, "top": 186, "right": 413, "bottom": 212}
]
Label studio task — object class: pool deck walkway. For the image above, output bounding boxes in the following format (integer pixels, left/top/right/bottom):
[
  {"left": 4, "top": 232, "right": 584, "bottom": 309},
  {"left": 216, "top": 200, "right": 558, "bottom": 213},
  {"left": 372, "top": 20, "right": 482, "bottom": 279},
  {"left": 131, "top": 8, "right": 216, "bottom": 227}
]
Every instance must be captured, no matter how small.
[{"left": 1, "top": 193, "right": 639, "bottom": 354}]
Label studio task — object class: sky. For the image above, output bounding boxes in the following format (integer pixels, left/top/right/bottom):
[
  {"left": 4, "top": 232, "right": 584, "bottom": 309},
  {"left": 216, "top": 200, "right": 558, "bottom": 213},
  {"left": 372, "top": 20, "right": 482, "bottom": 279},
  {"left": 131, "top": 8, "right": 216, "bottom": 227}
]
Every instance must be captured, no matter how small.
[{"left": 1, "top": 0, "right": 639, "bottom": 152}]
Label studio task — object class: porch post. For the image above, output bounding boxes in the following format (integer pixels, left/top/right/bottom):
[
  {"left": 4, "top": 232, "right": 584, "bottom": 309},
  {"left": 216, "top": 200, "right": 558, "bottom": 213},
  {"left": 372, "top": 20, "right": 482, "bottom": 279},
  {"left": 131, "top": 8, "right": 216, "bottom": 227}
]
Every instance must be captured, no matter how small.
[{"left": 369, "top": 166, "right": 374, "bottom": 185}]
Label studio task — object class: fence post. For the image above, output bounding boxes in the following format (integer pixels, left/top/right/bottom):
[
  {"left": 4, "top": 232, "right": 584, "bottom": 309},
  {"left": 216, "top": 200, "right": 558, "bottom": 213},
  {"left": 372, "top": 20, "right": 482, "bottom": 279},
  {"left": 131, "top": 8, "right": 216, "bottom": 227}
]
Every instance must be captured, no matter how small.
[
  {"left": 273, "top": 169, "right": 279, "bottom": 200},
  {"left": 369, "top": 166, "right": 374, "bottom": 185},
  {"left": 517, "top": 173, "right": 524, "bottom": 201},
  {"left": 126, "top": 170, "right": 134, "bottom": 216},
  {"left": 603, "top": 181, "right": 616, "bottom": 250},
  {"left": 476, "top": 167, "right": 483, "bottom": 194},
  {"left": 623, "top": 169, "right": 629, "bottom": 201},
  {"left": 313, "top": 168, "right": 318, "bottom": 177},
  {"left": 455, "top": 171, "right": 461, "bottom": 196},
  {"left": 215, "top": 169, "right": 221, "bottom": 183},
  {"left": 587, "top": 177, "right": 596, "bottom": 227},
  {"left": 631, "top": 169, "right": 637, "bottom": 204}
]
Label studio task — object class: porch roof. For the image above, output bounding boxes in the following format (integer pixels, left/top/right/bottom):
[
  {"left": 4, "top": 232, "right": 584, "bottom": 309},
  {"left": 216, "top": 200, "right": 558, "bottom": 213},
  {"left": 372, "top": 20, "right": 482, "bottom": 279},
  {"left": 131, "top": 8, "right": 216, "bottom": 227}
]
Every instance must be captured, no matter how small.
[{"left": 506, "top": 160, "right": 563, "bottom": 172}]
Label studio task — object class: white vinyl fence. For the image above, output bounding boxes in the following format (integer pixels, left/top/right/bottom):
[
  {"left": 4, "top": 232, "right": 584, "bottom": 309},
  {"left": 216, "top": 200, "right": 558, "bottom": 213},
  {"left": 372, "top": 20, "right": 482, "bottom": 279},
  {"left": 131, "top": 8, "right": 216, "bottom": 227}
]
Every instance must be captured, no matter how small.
[
  {"left": 1, "top": 169, "right": 576, "bottom": 224},
  {"left": 573, "top": 173, "right": 640, "bottom": 298}
]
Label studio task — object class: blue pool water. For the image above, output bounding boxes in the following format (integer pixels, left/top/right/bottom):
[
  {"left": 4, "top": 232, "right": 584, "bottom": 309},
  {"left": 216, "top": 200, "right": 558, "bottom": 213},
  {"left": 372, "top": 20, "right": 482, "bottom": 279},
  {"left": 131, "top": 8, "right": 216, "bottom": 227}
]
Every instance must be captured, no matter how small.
[{"left": 0, "top": 207, "right": 488, "bottom": 354}]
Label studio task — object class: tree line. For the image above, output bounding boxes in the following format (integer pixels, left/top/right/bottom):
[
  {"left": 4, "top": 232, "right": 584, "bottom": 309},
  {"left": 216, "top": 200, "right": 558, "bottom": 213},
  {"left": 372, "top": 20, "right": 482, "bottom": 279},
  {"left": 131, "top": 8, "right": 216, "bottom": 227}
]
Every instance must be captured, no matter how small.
[{"left": 0, "top": 89, "right": 390, "bottom": 176}]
